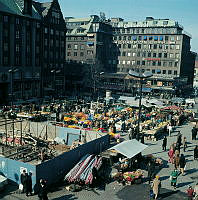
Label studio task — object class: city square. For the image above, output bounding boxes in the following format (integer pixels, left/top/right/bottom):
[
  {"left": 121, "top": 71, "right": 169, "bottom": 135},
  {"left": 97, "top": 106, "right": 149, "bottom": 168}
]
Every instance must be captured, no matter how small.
[{"left": 0, "top": 0, "right": 198, "bottom": 200}]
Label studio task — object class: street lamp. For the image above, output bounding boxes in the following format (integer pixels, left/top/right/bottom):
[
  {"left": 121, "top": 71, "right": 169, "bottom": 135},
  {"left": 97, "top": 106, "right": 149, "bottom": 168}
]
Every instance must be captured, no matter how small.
[
  {"left": 93, "top": 71, "right": 104, "bottom": 97},
  {"left": 8, "top": 67, "right": 18, "bottom": 107},
  {"left": 51, "top": 69, "right": 61, "bottom": 99},
  {"left": 128, "top": 70, "right": 153, "bottom": 142}
]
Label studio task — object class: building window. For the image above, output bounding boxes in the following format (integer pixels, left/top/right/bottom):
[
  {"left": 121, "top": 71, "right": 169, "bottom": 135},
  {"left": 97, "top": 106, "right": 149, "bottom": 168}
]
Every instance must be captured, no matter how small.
[
  {"left": 165, "top": 45, "right": 169, "bottom": 50},
  {"left": 176, "top": 36, "right": 180, "bottom": 41},
  {"left": 123, "top": 36, "right": 126, "bottom": 40},
  {"left": 152, "top": 69, "right": 155, "bottom": 74},
  {"left": 170, "top": 36, "right": 175, "bottom": 41},
  {"left": 163, "top": 70, "right": 166, "bottom": 74},
  {"left": 153, "top": 44, "right": 157, "bottom": 49},
  {"left": 128, "top": 44, "right": 131, "bottom": 48},
  {"left": 127, "top": 61, "right": 130, "bottom": 65},
  {"left": 154, "top": 36, "right": 158, "bottom": 41},
  {"left": 175, "top": 62, "right": 178, "bottom": 67},
  {"left": 170, "top": 53, "right": 174, "bottom": 58},
  {"left": 87, "top": 50, "right": 93, "bottom": 55},
  {"left": 158, "top": 53, "right": 162, "bottom": 58},
  {"left": 174, "top": 71, "right": 177, "bottom": 75},
  {"left": 122, "top": 52, "right": 126, "bottom": 56},
  {"left": 142, "top": 61, "right": 145, "bottom": 65},
  {"left": 164, "top": 53, "right": 167, "bottom": 58},
  {"left": 67, "top": 52, "right": 71, "bottom": 56},
  {"left": 137, "top": 52, "right": 140, "bottom": 57},
  {"left": 159, "top": 36, "right": 163, "bottom": 41},
  {"left": 123, "top": 44, "right": 126, "bottom": 49},
  {"left": 44, "top": 39, "right": 48, "bottom": 46},
  {"left": 165, "top": 36, "right": 169, "bottom": 41},
  {"left": 3, "top": 43, "right": 8, "bottom": 51},
  {"left": 50, "top": 29, "right": 54, "bottom": 35},
  {"left": 149, "top": 36, "right": 153, "bottom": 40},
  {"left": 158, "top": 61, "right": 161, "bottom": 66},
  {"left": 16, "top": 44, "right": 20, "bottom": 52},
  {"left": 44, "top": 27, "right": 48, "bottom": 34},
  {"left": 144, "top": 36, "right": 147, "bottom": 41},
  {"left": 176, "top": 53, "right": 180, "bottom": 58},
  {"left": 168, "top": 70, "right": 172, "bottom": 74},
  {"left": 138, "top": 36, "right": 142, "bottom": 41},
  {"left": 163, "top": 62, "right": 167, "bottom": 66},
  {"left": 153, "top": 61, "right": 156, "bottom": 66},
  {"left": 16, "top": 30, "right": 20, "bottom": 39},
  {"left": 137, "top": 61, "right": 140, "bottom": 65},
  {"left": 3, "top": 16, "right": 9, "bottom": 22},
  {"left": 128, "top": 36, "right": 131, "bottom": 40},
  {"left": 15, "top": 18, "right": 20, "bottom": 25},
  {"left": 153, "top": 53, "right": 156, "bottom": 57},
  {"left": 67, "top": 44, "right": 71, "bottom": 49},
  {"left": 74, "top": 52, "right": 77, "bottom": 56},
  {"left": 122, "top": 29, "right": 125, "bottom": 33},
  {"left": 159, "top": 44, "right": 163, "bottom": 49},
  {"left": 74, "top": 44, "right": 78, "bottom": 50},
  {"left": 118, "top": 44, "right": 121, "bottom": 48},
  {"left": 132, "top": 36, "right": 137, "bottom": 41},
  {"left": 170, "top": 45, "right": 174, "bottom": 50},
  {"left": 175, "top": 45, "right": 180, "bottom": 50},
  {"left": 148, "top": 52, "right": 151, "bottom": 57},
  {"left": 138, "top": 44, "right": 141, "bottom": 49},
  {"left": 169, "top": 62, "right": 173, "bottom": 67},
  {"left": 80, "top": 52, "right": 84, "bottom": 57},
  {"left": 127, "top": 52, "right": 131, "bottom": 56}
]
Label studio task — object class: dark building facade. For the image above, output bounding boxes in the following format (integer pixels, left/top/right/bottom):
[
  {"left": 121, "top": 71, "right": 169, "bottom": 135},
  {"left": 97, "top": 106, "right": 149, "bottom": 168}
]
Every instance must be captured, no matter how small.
[
  {"left": 0, "top": 0, "right": 66, "bottom": 104},
  {"left": 65, "top": 15, "right": 113, "bottom": 94}
]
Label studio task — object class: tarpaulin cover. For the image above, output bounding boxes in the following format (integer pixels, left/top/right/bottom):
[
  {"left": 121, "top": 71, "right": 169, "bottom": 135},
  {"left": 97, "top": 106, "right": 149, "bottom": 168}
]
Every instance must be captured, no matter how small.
[{"left": 109, "top": 139, "right": 148, "bottom": 158}]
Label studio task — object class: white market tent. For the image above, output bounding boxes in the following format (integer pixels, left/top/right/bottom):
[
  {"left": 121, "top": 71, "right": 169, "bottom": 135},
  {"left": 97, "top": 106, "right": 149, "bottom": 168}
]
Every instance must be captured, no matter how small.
[{"left": 109, "top": 139, "right": 148, "bottom": 158}]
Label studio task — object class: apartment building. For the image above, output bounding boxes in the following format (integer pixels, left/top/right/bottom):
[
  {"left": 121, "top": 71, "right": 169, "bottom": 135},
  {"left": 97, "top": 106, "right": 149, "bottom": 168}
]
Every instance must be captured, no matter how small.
[
  {"left": 109, "top": 17, "right": 196, "bottom": 95},
  {"left": 65, "top": 15, "right": 113, "bottom": 93}
]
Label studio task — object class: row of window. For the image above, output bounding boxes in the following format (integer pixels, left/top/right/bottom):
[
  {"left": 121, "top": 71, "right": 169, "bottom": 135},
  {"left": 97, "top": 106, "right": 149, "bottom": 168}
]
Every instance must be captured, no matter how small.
[
  {"left": 67, "top": 50, "right": 94, "bottom": 57},
  {"left": 113, "top": 27, "right": 180, "bottom": 35},
  {"left": 117, "top": 60, "right": 179, "bottom": 67},
  {"left": 114, "top": 35, "right": 180, "bottom": 42},
  {"left": 119, "top": 52, "right": 180, "bottom": 59},
  {"left": 118, "top": 67, "right": 178, "bottom": 75},
  {"left": 117, "top": 43, "right": 180, "bottom": 50},
  {"left": 44, "top": 28, "right": 64, "bottom": 36}
]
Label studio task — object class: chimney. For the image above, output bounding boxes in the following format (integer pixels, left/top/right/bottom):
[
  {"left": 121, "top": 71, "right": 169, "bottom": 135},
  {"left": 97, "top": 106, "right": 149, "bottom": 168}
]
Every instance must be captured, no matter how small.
[{"left": 23, "top": 0, "right": 32, "bottom": 16}]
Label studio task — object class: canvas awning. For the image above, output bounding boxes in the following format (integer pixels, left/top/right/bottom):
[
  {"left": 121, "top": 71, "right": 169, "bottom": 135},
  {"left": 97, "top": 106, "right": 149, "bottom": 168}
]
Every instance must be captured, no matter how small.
[{"left": 109, "top": 139, "right": 148, "bottom": 158}]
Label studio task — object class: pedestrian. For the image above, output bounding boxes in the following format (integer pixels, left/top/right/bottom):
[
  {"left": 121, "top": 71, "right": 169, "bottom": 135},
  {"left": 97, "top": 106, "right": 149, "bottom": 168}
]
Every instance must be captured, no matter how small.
[
  {"left": 20, "top": 170, "right": 28, "bottom": 195},
  {"left": 192, "top": 127, "right": 197, "bottom": 140},
  {"left": 186, "top": 185, "right": 194, "bottom": 200},
  {"left": 167, "top": 123, "right": 172, "bottom": 137},
  {"left": 179, "top": 154, "right": 186, "bottom": 175},
  {"left": 162, "top": 136, "right": 167, "bottom": 151},
  {"left": 170, "top": 169, "right": 179, "bottom": 190},
  {"left": 38, "top": 179, "right": 48, "bottom": 200},
  {"left": 151, "top": 175, "right": 161, "bottom": 200},
  {"left": 174, "top": 154, "right": 180, "bottom": 170},
  {"left": 194, "top": 183, "right": 198, "bottom": 199},
  {"left": 194, "top": 145, "right": 198, "bottom": 160},
  {"left": 128, "top": 127, "right": 132, "bottom": 140},
  {"left": 183, "top": 137, "right": 187, "bottom": 152},
  {"left": 168, "top": 146, "right": 174, "bottom": 164},
  {"left": 147, "top": 161, "right": 155, "bottom": 184},
  {"left": 26, "top": 172, "right": 33, "bottom": 196}
]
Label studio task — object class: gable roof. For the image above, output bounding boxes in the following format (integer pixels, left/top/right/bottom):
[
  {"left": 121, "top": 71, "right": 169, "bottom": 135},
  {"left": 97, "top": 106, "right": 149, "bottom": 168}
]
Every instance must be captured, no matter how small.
[{"left": 0, "top": 0, "right": 41, "bottom": 19}]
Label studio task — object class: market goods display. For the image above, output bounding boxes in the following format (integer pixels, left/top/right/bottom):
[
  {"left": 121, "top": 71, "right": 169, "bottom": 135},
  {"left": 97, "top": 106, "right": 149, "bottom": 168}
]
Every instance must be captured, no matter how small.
[{"left": 65, "top": 154, "right": 102, "bottom": 185}]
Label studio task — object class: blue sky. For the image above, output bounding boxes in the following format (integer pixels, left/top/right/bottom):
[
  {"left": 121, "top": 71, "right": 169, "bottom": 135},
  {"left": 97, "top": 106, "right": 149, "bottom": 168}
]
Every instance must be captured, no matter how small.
[{"left": 40, "top": 0, "right": 198, "bottom": 52}]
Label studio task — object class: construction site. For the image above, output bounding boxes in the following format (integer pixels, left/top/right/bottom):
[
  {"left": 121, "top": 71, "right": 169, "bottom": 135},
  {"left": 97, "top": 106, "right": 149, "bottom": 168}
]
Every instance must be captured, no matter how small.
[{"left": 0, "top": 116, "right": 109, "bottom": 188}]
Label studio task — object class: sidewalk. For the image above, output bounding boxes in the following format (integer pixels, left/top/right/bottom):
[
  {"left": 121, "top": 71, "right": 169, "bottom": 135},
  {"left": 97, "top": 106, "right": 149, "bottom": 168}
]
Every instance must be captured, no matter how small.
[{"left": 141, "top": 121, "right": 198, "bottom": 193}]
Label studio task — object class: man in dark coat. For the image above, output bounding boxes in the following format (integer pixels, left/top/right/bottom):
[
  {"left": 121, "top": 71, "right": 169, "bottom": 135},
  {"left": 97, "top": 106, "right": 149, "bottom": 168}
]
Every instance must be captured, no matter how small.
[
  {"left": 26, "top": 172, "right": 33, "bottom": 196},
  {"left": 162, "top": 136, "right": 167, "bottom": 151},
  {"left": 147, "top": 161, "right": 155, "bottom": 184},
  {"left": 38, "top": 179, "right": 48, "bottom": 200},
  {"left": 20, "top": 170, "right": 28, "bottom": 195}
]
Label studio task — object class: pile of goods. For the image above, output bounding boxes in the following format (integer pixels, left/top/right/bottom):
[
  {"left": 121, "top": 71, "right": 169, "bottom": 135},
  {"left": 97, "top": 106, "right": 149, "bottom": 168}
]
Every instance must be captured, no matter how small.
[
  {"left": 65, "top": 154, "right": 102, "bottom": 185},
  {"left": 112, "top": 169, "right": 143, "bottom": 185}
]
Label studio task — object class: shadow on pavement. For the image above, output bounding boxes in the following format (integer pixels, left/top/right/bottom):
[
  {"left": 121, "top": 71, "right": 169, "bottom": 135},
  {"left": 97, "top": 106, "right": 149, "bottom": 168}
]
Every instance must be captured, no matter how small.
[
  {"left": 0, "top": 181, "right": 19, "bottom": 199},
  {"left": 177, "top": 181, "right": 194, "bottom": 188},
  {"left": 52, "top": 194, "right": 77, "bottom": 200},
  {"left": 116, "top": 184, "right": 187, "bottom": 200},
  {"left": 185, "top": 168, "right": 198, "bottom": 175}
]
